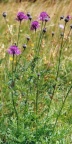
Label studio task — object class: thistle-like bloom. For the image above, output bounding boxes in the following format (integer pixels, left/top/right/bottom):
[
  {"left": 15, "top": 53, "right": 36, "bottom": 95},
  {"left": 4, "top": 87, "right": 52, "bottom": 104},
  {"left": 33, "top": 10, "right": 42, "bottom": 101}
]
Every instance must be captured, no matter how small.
[
  {"left": 39, "top": 12, "right": 50, "bottom": 21},
  {"left": 31, "top": 21, "right": 39, "bottom": 31},
  {"left": 16, "top": 12, "right": 28, "bottom": 22},
  {"left": 66, "top": 15, "right": 72, "bottom": 20},
  {"left": 7, "top": 45, "right": 21, "bottom": 55},
  {"left": 65, "top": 15, "right": 72, "bottom": 23}
]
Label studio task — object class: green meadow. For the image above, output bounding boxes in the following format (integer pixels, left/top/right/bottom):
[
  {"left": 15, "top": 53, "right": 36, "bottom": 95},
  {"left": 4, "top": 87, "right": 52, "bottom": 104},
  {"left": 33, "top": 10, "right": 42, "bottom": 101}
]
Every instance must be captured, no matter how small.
[{"left": 0, "top": 1, "right": 72, "bottom": 143}]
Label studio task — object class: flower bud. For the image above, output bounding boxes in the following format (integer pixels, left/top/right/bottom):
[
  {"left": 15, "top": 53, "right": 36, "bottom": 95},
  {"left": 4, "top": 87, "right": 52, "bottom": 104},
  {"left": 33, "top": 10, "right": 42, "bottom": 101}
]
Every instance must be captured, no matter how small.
[
  {"left": 26, "top": 36, "right": 30, "bottom": 41},
  {"left": 45, "top": 17, "right": 49, "bottom": 22},
  {"left": 60, "top": 32, "right": 64, "bottom": 37},
  {"left": 14, "top": 43, "right": 17, "bottom": 46},
  {"left": 60, "top": 16, "right": 64, "bottom": 20},
  {"left": 37, "top": 73, "right": 40, "bottom": 78},
  {"left": 2, "top": 12, "right": 7, "bottom": 18},
  {"left": 64, "top": 18, "right": 69, "bottom": 23},
  {"left": 43, "top": 28, "right": 47, "bottom": 33},
  {"left": 23, "top": 44, "right": 27, "bottom": 50},
  {"left": 52, "top": 32, "right": 54, "bottom": 37},
  {"left": 70, "top": 24, "right": 72, "bottom": 29},
  {"left": 29, "top": 15, "right": 32, "bottom": 21},
  {"left": 27, "top": 12, "right": 31, "bottom": 17}
]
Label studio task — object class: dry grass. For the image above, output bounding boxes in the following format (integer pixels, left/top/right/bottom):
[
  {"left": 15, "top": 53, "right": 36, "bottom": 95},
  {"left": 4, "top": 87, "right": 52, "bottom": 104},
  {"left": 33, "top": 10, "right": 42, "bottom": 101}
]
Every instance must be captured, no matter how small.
[
  {"left": 0, "top": 0, "right": 72, "bottom": 63},
  {"left": 0, "top": 0, "right": 72, "bottom": 18}
]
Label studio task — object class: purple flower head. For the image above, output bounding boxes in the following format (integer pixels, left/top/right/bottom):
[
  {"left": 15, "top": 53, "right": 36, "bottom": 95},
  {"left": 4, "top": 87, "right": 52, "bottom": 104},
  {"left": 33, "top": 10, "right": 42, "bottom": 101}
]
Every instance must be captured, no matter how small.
[
  {"left": 66, "top": 15, "right": 72, "bottom": 20},
  {"left": 7, "top": 45, "right": 21, "bottom": 55},
  {"left": 31, "top": 21, "right": 39, "bottom": 31},
  {"left": 39, "top": 12, "right": 50, "bottom": 21},
  {"left": 64, "top": 15, "right": 72, "bottom": 23},
  {"left": 16, "top": 12, "right": 28, "bottom": 22}
]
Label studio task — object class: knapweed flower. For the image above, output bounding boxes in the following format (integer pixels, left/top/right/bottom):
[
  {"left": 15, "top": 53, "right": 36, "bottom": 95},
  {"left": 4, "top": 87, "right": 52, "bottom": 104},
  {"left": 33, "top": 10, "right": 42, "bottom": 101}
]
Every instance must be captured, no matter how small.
[
  {"left": 7, "top": 45, "right": 21, "bottom": 55},
  {"left": 16, "top": 12, "right": 28, "bottom": 22},
  {"left": 30, "top": 21, "right": 39, "bottom": 31},
  {"left": 39, "top": 12, "right": 50, "bottom": 21},
  {"left": 64, "top": 15, "right": 72, "bottom": 23},
  {"left": 66, "top": 15, "right": 72, "bottom": 20}
]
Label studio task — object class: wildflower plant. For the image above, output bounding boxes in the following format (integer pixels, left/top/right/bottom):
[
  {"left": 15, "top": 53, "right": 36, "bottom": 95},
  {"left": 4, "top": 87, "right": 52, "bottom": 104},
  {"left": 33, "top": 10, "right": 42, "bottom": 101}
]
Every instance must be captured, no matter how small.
[
  {"left": 7, "top": 45, "right": 21, "bottom": 55},
  {"left": 0, "top": 7, "right": 72, "bottom": 144}
]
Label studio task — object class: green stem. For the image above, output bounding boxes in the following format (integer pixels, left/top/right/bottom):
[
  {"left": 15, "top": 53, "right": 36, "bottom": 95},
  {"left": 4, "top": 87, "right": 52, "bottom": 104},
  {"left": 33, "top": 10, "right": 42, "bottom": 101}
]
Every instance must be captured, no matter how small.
[
  {"left": 36, "top": 74, "right": 40, "bottom": 141},
  {"left": 11, "top": 54, "right": 19, "bottom": 131},
  {"left": 14, "top": 21, "right": 21, "bottom": 73},
  {"left": 36, "top": 78, "right": 39, "bottom": 115},
  {"left": 14, "top": 49, "right": 24, "bottom": 73},
  {"left": 17, "top": 21, "right": 21, "bottom": 46},
  {"left": 35, "top": 22, "right": 44, "bottom": 114},
  {"left": 4, "top": 17, "right": 7, "bottom": 25},
  {"left": 15, "top": 22, "right": 21, "bottom": 67},
  {"left": 12, "top": 90, "right": 19, "bottom": 130},
  {"left": 35, "top": 22, "right": 44, "bottom": 141}
]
